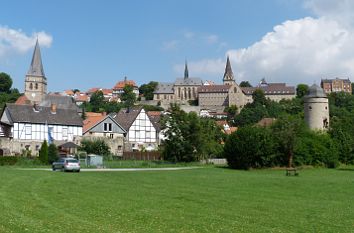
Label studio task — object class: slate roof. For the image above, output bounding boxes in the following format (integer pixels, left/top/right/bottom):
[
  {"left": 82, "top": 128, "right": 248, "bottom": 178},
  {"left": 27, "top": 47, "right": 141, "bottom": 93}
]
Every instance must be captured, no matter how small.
[
  {"left": 27, "top": 39, "right": 45, "bottom": 77},
  {"left": 241, "top": 83, "right": 295, "bottom": 95},
  {"left": 40, "top": 94, "right": 79, "bottom": 111},
  {"left": 4, "top": 104, "right": 83, "bottom": 126},
  {"left": 174, "top": 77, "right": 203, "bottom": 86},
  {"left": 154, "top": 82, "right": 174, "bottom": 94},
  {"left": 321, "top": 78, "right": 351, "bottom": 83},
  {"left": 306, "top": 84, "right": 327, "bottom": 98},
  {"left": 147, "top": 111, "right": 161, "bottom": 131},
  {"left": 113, "top": 106, "right": 144, "bottom": 131},
  {"left": 198, "top": 85, "right": 231, "bottom": 93}
]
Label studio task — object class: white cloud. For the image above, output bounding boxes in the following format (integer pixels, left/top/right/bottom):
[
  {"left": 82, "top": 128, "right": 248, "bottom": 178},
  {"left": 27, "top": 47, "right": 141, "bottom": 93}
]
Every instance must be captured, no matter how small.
[
  {"left": 0, "top": 26, "right": 52, "bottom": 58},
  {"left": 182, "top": 1, "right": 354, "bottom": 86}
]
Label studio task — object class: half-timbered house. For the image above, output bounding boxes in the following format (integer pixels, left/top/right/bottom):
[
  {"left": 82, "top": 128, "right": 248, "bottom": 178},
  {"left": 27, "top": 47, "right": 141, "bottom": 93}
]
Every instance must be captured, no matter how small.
[{"left": 113, "top": 106, "right": 161, "bottom": 151}]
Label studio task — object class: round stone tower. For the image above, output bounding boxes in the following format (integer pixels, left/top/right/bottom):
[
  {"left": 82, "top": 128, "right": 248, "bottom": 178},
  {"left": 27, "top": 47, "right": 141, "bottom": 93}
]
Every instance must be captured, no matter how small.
[{"left": 304, "top": 84, "right": 329, "bottom": 130}]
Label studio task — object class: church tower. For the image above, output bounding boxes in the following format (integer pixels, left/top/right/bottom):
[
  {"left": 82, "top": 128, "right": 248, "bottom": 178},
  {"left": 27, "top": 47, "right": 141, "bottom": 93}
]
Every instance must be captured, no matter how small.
[
  {"left": 184, "top": 61, "right": 189, "bottom": 79},
  {"left": 24, "top": 39, "right": 47, "bottom": 103},
  {"left": 223, "top": 56, "right": 235, "bottom": 85},
  {"left": 304, "top": 84, "right": 329, "bottom": 130}
]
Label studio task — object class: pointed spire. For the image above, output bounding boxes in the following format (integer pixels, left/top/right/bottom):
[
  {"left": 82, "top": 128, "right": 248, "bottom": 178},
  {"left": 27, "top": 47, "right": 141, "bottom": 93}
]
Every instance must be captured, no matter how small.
[
  {"left": 223, "top": 56, "right": 234, "bottom": 82},
  {"left": 184, "top": 60, "right": 189, "bottom": 79},
  {"left": 27, "top": 39, "right": 45, "bottom": 77}
]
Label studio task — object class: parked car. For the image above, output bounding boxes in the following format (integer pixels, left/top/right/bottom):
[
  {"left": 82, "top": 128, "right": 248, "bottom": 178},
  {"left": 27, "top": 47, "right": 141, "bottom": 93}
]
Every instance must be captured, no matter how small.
[{"left": 52, "top": 158, "right": 80, "bottom": 172}]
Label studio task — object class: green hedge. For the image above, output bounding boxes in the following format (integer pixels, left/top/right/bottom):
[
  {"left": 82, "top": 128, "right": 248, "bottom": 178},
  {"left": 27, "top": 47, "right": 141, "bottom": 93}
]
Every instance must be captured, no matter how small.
[{"left": 0, "top": 157, "right": 18, "bottom": 166}]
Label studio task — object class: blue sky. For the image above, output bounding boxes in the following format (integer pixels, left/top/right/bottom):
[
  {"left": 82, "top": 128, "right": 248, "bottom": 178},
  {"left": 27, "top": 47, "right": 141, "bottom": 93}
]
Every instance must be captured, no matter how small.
[{"left": 1, "top": 0, "right": 353, "bottom": 92}]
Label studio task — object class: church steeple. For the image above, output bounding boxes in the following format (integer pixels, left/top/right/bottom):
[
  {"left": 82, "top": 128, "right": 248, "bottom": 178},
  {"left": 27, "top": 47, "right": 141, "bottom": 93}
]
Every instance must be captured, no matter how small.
[
  {"left": 27, "top": 39, "right": 45, "bottom": 77},
  {"left": 24, "top": 39, "right": 47, "bottom": 103},
  {"left": 223, "top": 56, "right": 235, "bottom": 85},
  {"left": 184, "top": 61, "right": 189, "bottom": 79}
]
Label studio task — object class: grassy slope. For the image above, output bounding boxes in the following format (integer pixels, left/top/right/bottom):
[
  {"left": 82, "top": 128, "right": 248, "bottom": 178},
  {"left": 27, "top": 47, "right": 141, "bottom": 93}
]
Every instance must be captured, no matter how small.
[{"left": 0, "top": 167, "right": 353, "bottom": 233}]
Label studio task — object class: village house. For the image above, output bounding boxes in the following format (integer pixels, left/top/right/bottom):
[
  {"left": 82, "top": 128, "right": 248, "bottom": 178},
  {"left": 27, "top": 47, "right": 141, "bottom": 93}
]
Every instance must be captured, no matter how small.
[
  {"left": 320, "top": 78, "right": 352, "bottom": 94},
  {"left": 0, "top": 39, "right": 83, "bottom": 156},
  {"left": 112, "top": 77, "right": 139, "bottom": 98},
  {"left": 113, "top": 106, "right": 161, "bottom": 151},
  {"left": 82, "top": 112, "right": 126, "bottom": 156}
]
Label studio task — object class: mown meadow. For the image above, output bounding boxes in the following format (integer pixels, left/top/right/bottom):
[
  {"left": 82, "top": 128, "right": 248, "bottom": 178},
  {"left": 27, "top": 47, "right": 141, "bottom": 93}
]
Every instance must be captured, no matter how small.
[{"left": 0, "top": 167, "right": 353, "bottom": 232}]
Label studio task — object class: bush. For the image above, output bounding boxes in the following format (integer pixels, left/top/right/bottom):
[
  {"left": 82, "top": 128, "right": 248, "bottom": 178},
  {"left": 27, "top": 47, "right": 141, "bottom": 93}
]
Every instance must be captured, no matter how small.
[
  {"left": 294, "top": 131, "right": 339, "bottom": 168},
  {"left": 48, "top": 144, "right": 59, "bottom": 164},
  {"left": 224, "top": 126, "right": 277, "bottom": 169},
  {"left": 0, "top": 156, "right": 18, "bottom": 166},
  {"left": 39, "top": 140, "right": 48, "bottom": 164},
  {"left": 80, "top": 139, "right": 110, "bottom": 157}
]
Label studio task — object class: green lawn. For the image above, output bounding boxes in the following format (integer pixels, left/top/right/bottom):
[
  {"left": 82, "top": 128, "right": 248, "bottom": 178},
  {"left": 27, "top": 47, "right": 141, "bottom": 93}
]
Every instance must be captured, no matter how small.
[{"left": 0, "top": 167, "right": 353, "bottom": 233}]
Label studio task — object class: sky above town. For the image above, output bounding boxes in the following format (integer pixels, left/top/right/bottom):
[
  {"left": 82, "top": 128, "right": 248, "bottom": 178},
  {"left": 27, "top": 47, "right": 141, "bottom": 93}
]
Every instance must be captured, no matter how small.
[{"left": 0, "top": 0, "right": 353, "bottom": 92}]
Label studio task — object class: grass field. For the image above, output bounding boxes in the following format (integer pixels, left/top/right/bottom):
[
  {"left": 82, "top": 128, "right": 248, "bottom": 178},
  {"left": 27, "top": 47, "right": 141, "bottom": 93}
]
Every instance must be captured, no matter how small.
[{"left": 0, "top": 167, "right": 353, "bottom": 233}]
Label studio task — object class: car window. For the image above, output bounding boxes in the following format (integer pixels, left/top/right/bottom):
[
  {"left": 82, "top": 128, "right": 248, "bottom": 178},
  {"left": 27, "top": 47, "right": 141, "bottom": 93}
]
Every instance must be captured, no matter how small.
[{"left": 67, "top": 159, "right": 78, "bottom": 163}]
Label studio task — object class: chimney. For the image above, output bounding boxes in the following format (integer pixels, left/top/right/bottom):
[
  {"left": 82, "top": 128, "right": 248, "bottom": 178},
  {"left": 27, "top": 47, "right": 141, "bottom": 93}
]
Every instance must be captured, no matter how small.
[
  {"left": 50, "top": 103, "right": 57, "bottom": 114},
  {"left": 33, "top": 103, "right": 40, "bottom": 112}
]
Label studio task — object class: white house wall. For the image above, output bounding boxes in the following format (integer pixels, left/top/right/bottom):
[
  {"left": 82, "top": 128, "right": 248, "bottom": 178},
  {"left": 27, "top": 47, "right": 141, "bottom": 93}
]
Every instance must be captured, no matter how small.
[
  {"left": 13, "top": 122, "right": 82, "bottom": 141},
  {"left": 128, "top": 110, "right": 157, "bottom": 143}
]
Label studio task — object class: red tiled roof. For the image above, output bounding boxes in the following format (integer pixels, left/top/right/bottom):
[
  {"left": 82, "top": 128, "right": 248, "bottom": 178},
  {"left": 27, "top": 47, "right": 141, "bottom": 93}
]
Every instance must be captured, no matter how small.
[
  {"left": 83, "top": 115, "right": 106, "bottom": 133},
  {"left": 113, "top": 80, "right": 137, "bottom": 89},
  {"left": 147, "top": 111, "right": 162, "bottom": 116},
  {"left": 64, "top": 90, "right": 74, "bottom": 96},
  {"left": 15, "top": 95, "right": 30, "bottom": 105},
  {"left": 87, "top": 87, "right": 100, "bottom": 94},
  {"left": 75, "top": 94, "right": 89, "bottom": 102},
  {"left": 101, "top": 89, "right": 113, "bottom": 95}
]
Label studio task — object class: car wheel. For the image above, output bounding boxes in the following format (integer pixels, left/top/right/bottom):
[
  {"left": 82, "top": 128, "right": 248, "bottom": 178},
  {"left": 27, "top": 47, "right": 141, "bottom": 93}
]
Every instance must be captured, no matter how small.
[
  {"left": 52, "top": 166, "right": 56, "bottom": 171},
  {"left": 77, "top": 169, "right": 80, "bottom": 173}
]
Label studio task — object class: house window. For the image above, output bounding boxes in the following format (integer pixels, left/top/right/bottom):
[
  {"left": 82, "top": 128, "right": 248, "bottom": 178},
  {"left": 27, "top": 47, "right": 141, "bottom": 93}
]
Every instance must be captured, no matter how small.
[
  {"left": 62, "top": 127, "right": 68, "bottom": 137},
  {"left": 110, "top": 134, "right": 114, "bottom": 139},
  {"left": 104, "top": 123, "right": 113, "bottom": 132},
  {"left": 35, "top": 83, "right": 38, "bottom": 89},
  {"left": 25, "top": 126, "right": 32, "bottom": 135}
]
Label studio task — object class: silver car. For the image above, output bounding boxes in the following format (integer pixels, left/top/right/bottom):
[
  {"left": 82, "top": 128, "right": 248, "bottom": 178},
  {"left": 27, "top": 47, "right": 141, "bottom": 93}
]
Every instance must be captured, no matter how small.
[{"left": 52, "top": 158, "right": 80, "bottom": 172}]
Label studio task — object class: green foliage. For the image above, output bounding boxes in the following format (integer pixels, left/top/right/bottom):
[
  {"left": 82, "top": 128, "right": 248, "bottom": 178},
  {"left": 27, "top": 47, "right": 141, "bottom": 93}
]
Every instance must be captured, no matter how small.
[
  {"left": 234, "top": 103, "right": 268, "bottom": 126},
  {"left": 121, "top": 85, "right": 136, "bottom": 108},
  {"left": 294, "top": 131, "right": 339, "bottom": 168},
  {"left": 139, "top": 81, "right": 158, "bottom": 100},
  {"left": 89, "top": 91, "right": 105, "bottom": 112},
  {"left": 0, "top": 156, "right": 18, "bottom": 165},
  {"left": 39, "top": 140, "right": 48, "bottom": 164},
  {"left": 162, "top": 104, "right": 223, "bottom": 162},
  {"left": 0, "top": 72, "right": 12, "bottom": 93},
  {"left": 252, "top": 89, "right": 267, "bottom": 105},
  {"left": 271, "top": 115, "right": 307, "bottom": 167},
  {"left": 48, "top": 144, "right": 59, "bottom": 164},
  {"left": 80, "top": 139, "right": 111, "bottom": 157},
  {"left": 0, "top": 89, "right": 21, "bottom": 112},
  {"left": 239, "top": 81, "right": 252, "bottom": 87},
  {"left": 224, "top": 126, "right": 277, "bottom": 169},
  {"left": 224, "top": 105, "right": 238, "bottom": 119},
  {"left": 142, "top": 105, "right": 164, "bottom": 112},
  {"left": 296, "top": 84, "right": 309, "bottom": 98}
]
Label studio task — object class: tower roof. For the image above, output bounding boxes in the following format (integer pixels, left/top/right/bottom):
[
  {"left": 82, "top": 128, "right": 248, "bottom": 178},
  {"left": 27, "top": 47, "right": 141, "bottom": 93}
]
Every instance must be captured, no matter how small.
[
  {"left": 306, "top": 84, "right": 327, "bottom": 98},
  {"left": 223, "top": 56, "right": 234, "bottom": 81},
  {"left": 27, "top": 39, "right": 45, "bottom": 77},
  {"left": 184, "top": 61, "right": 189, "bottom": 79}
]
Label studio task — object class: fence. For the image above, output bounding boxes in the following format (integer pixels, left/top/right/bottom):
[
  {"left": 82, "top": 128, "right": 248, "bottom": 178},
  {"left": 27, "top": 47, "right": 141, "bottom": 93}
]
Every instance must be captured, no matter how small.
[{"left": 121, "top": 151, "right": 161, "bottom": 161}]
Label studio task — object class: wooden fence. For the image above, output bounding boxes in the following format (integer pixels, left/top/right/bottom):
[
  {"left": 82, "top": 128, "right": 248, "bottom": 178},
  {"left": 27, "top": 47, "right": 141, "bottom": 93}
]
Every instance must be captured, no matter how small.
[{"left": 121, "top": 151, "right": 161, "bottom": 161}]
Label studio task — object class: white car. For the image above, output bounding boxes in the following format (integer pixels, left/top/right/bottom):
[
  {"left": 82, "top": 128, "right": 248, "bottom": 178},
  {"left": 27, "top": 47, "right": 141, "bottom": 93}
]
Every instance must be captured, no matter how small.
[{"left": 52, "top": 158, "right": 80, "bottom": 172}]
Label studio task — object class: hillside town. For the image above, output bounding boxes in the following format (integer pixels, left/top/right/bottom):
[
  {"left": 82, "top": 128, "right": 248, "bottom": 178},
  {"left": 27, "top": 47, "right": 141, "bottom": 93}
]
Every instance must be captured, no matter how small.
[{"left": 0, "top": 40, "right": 352, "bottom": 157}]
